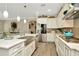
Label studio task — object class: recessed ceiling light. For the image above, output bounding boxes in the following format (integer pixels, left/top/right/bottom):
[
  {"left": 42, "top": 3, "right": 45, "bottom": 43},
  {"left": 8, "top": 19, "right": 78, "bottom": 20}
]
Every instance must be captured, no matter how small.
[
  {"left": 47, "top": 9, "right": 52, "bottom": 12},
  {"left": 74, "top": 11, "right": 77, "bottom": 13},
  {"left": 17, "top": 16, "right": 20, "bottom": 22},
  {"left": 24, "top": 19, "right": 26, "bottom": 23}
]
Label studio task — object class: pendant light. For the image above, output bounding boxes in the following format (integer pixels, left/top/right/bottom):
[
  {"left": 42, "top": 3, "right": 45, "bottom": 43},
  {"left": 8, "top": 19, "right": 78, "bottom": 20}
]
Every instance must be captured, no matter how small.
[
  {"left": 24, "top": 19, "right": 26, "bottom": 23},
  {"left": 17, "top": 16, "right": 20, "bottom": 22},
  {"left": 3, "top": 3, "right": 9, "bottom": 18}
]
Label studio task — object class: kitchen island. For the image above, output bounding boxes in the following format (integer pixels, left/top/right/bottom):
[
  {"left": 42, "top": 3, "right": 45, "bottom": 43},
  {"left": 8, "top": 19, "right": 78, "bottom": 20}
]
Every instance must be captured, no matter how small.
[
  {"left": 55, "top": 34, "right": 79, "bottom": 56},
  {"left": 0, "top": 39, "right": 25, "bottom": 56},
  {"left": 0, "top": 34, "right": 38, "bottom": 56}
]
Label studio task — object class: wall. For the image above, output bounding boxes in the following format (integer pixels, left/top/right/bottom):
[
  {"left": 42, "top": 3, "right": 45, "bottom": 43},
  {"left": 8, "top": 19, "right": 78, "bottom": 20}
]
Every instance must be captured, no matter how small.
[
  {"left": 4, "top": 20, "right": 28, "bottom": 33},
  {"left": 73, "top": 19, "right": 79, "bottom": 38},
  {"left": 3, "top": 18, "right": 37, "bottom": 34},
  {"left": 0, "top": 20, "right": 5, "bottom": 32}
]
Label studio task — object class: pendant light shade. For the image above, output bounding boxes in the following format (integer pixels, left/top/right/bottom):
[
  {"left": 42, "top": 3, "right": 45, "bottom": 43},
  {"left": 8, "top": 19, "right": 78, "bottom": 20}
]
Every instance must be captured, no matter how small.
[
  {"left": 3, "top": 4, "right": 9, "bottom": 18},
  {"left": 3, "top": 10, "right": 9, "bottom": 18},
  {"left": 17, "top": 16, "right": 20, "bottom": 22}
]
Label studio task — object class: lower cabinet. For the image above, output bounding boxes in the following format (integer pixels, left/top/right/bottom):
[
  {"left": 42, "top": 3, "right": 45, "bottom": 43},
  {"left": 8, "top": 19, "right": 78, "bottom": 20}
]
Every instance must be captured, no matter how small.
[
  {"left": 70, "top": 49, "right": 79, "bottom": 56},
  {"left": 56, "top": 37, "right": 65, "bottom": 56},
  {"left": 10, "top": 42, "right": 25, "bottom": 56},
  {"left": 0, "top": 42, "right": 25, "bottom": 56},
  {"left": 56, "top": 36, "right": 79, "bottom": 56},
  {"left": 42, "top": 34, "right": 47, "bottom": 42},
  {"left": 64, "top": 45, "right": 71, "bottom": 56},
  {"left": 24, "top": 40, "right": 36, "bottom": 56},
  {"left": 47, "top": 33, "right": 54, "bottom": 42},
  {"left": 0, "top": 40, "right": 36, "bottom": 56},
  {"left": 41, "top": 31, "right": 55, "bottom": 42}
]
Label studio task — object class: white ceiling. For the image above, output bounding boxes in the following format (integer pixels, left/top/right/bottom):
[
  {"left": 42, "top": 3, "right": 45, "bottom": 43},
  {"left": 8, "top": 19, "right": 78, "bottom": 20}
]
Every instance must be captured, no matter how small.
[{"left": 0, "top": 3, "right": 64, "bottom": 19}]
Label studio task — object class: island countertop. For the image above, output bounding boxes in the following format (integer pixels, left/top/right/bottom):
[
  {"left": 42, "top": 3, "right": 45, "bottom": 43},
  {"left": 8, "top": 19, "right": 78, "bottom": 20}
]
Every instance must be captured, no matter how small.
[
  {"left": 0, "top": 39, "right": 26, "bottom": 49},
  {"left": 13, "top": 34, "right": 38, "bottom": 39}
]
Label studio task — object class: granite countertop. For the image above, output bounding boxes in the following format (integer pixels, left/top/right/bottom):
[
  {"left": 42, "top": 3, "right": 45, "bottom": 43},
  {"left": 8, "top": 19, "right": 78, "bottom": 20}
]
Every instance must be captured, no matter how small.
[
  {"left": 0, "top": 39, "right": 26, "bottom": 49},
  {"left": 0, "top": 34, "right": 38, "bottom": 49},
  {"left": 56, "top": 34, "right": 79, "bottom": 51},
  {"left": 13, "top": 34, "right": 38, "bottom": 39}
]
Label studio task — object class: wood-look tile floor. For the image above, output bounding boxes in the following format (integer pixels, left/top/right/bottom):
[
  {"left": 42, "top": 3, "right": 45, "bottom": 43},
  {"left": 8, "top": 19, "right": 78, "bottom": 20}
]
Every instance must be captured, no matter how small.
[{"left": 32, "top": 42, "right": 58, "bottom": 56}]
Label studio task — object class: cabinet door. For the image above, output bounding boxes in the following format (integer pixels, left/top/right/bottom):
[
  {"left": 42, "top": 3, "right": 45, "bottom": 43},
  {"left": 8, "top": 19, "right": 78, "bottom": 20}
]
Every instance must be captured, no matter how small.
[
  {"left": 14, "top": 49, "right": 24, "bottom": 56},
  {"left": 56, "top": 36, "right": 65, "bottom": 56},
  {"left": 71, "top": 50, "right": 79, "bottom": 56},
  {"left": 42, "top": 34, "right": 47, "bottom": 42},
  {"left": 55, "top": 37, "right": 62, "bottom": 56},
  {"left": 37, "top": 18, "right": 47, "bottom": 24},
  {"left": 9, "top": 42, "right": 24, "bottom": 56},
  {"left": 63, "top": 20, "right": 73, "bottom": 27},
  {"left": 75, "top": 50, "right": 79, "bottom": 56},
  {"left": 47, "top": 33, "right": 54, "bottom": 42},
  {"left": 24, "top": 41, "right": 35, "bottom": 56},
  {"left": 47, "top": 18, "right": 57, "bottom": 28},
  {"left": 65, "top": 45, "right": 71, "bottom": 56}
]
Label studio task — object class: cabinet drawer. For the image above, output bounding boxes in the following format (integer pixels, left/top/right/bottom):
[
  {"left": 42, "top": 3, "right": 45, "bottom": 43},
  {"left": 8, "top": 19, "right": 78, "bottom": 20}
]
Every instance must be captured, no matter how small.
[
  {"left": 11, "top": 47, "right": 24, "bottom": 56},
  {"left": 9, "top": 42, "right": 24, "bottom": 55},
  {"left": 75, "top": 51, "right": 79, "bottom": 56}
]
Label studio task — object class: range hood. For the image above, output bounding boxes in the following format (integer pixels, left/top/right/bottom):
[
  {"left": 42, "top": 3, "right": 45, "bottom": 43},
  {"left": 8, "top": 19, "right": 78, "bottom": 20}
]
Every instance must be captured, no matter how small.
[{"left": 63, "top": 3, "right": 79, "bottom": 20}]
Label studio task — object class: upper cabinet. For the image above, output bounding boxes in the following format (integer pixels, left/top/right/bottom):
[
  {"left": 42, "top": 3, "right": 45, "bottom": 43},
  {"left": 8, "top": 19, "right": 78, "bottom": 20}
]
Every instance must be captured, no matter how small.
[
  {"left": 37, "top": 18, "right": 57, "bottom": 28},
  {"left": 0, "top": 20, "right": 5, "bottom": 32},
  {"left": 47, "top": 18, "right": 57, "bottom": 28},
  {"left": 62, "top": 20, "right": 73, "bottom": 27},
  {"left": 37, "top": 18, "right": 47, "bottom": 24},
  {"left": 57, "top": 4, "right": 74, "bottom": 28}
]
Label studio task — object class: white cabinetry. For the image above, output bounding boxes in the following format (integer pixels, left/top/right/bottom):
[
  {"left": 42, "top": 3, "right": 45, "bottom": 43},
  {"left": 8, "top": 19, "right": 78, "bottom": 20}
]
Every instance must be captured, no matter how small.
[
  {"left": 47, "top": 33, "right": 54, "bottom": 42},
  {"left": 62, "top": 20, "right": 73, "bottom": 27},
  {"left": 56, "top": 36, "right": 71, "bottom": 56},
  {"left": 70, "top": 49, "right": 79, "bottom": 56},
  {"left": 56, "top": 35, "right": 79, "bottom": 56},
  {"left": 41, "top": 34, "right": 47, "bottom": 42},
  {"left": 47, "top": 18, "right": 57, "bottom": 28},
  {"left": 57, "top": 4, "right": 73, "bottom": 28},
  {"left": 37, "top": 18, "right": 47, "bottom": 24},
  {"left": 65, "top": 45, "right": 71, "bottom": 56},
  {"left": 0, "top": 42, "right": 24, "bottom": 56},
  {"left": 24, "top": 40, "right": 35, "bottom": 56},
  {"left": 47, "top": 31, "right": 55, "bottom": 42},
  {"left": 55, "top": 36, "right": 65, "bottom": 56},
  {"left": 42, "top": 31, "right": 55, "bottom": 42}
]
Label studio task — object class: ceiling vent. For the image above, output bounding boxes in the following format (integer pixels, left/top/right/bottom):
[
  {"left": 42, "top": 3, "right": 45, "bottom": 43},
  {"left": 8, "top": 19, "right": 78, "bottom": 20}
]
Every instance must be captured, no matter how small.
[
  {"left": 24, "top": 4, "right": 27, "bottom": 8},
  {"left": 41, "top": 4, "right": 46, "bottom": 7}
]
